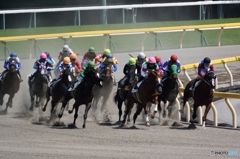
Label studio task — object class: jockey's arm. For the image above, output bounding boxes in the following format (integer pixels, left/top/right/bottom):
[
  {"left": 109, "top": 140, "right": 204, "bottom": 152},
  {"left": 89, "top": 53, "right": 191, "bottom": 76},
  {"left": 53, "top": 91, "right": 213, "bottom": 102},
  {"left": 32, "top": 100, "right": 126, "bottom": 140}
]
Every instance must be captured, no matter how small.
[
  {"left": 210, "top": 64, "right": 214, "bottom": 71},
  {"left": 123, "top": 64, "right": 128, "bottom": 76},
  {"left": 33, "top": 60, "right": 39, "bottom": 69},
  {"left": 3, "top": 59, "right": 9, "bottom": 69},
  {"left": 113, "top": 64, "right": 117, "bottom": 72},
  {"left": 177, "top": 61, "right": 181, "bottom": 73},
  {"left": 140, "top": 64, "right": 148, "bottom": 77},
  {"left": 58, "top": 52, "right": 62, "bottom": 60},
  {"left": 197, "top": 63, "right": 204, "bottom": 78},
  {"left": 81, "top": 52, "right": 87, "bottom": 63},
  {"left": 50, "top": 57, "right": 56, "bottom": 65},
  {"left": 75, "top": 60, "right": 82, "bottom": 72}
]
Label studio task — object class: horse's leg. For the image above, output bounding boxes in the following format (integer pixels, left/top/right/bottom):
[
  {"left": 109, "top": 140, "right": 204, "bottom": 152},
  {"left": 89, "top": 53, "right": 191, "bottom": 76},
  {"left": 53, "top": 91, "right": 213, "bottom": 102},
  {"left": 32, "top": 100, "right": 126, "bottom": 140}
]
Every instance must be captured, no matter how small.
[
  {"left": 42, "top": 88, "right": 51, "bottom": 112},
  {"left": 58, "top": 92, "right": 72, "bottom": 119},
  {"left": 117, "top": 97, "right": 123, "bottom": 122},
  {"left": 122, "top": 98, "right": 134, "bottom": 126},
  {"left": 151, "top": 102, "right": 159, "bottom": 119},
  {"left": 29, "top": 94, "right": 35, "bottom": 111},
  {"left": 158, "top": 101, "right": 162, "bottom": 123},
  {"left": 163, "top": 101, "right": 169, "bottom": 118},
  {"left": 49, "top": 100, "right": 57, "bottom": 121},
  {"left": 72, "top": 102, "right": 80, "bottom": 127},
  {"left": 0, "top": 92, "right": 4, "bottom": 106},
  {"left": 191, "top": 103, "right": 198, "bottom": 124},
  {"left": 202, "top": 103, "right": 211, "bottom": 129},
  {"left": 4, "top": 94, "right": 14, "bottom": 113},
  {"left": 133, "top": 103, "right": 143, "bottom": 126},
  {"left": 82, "top": 102, "right": 92, "bottom": 129}
]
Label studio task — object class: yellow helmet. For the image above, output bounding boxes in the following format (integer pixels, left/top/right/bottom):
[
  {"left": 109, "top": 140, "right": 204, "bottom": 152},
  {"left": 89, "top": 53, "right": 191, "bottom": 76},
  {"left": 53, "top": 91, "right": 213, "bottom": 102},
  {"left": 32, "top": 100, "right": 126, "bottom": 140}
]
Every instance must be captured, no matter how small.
[
  {"left": 63, "top": 57, "right": 70, "bottom": 64},
  {"left": 70, "top": 53, "right": 77, "bottom": 60},
  {"left": 104, "top": 49, "right": 111, "bottom": 56},
  {"left": 129, "top": 58, "right": 136, "bottom": 66}
]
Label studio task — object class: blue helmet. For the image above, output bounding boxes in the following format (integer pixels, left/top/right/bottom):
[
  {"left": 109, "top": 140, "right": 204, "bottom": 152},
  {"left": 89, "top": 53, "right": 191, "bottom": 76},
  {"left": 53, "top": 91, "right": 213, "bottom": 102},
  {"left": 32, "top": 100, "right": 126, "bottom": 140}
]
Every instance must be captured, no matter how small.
[
  {"left": 106, "top": 54, "right": 113, "bottom": 58},
  {"left": 10, "top": 52, "right": 17, "bottom": 58}
]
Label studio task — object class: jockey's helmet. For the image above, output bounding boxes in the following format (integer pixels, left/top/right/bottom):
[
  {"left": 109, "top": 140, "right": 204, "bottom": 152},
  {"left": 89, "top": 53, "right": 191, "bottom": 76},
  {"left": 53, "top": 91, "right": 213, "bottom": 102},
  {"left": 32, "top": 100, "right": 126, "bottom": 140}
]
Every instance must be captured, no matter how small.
[
  {"left": 154, "top": 55, "right": 161, "bottom": 62},
  {"left": 45, "top": 52, "right": 50, "bottom": 58},
  {"left": 129, "top": 58, "right": 136, "bottom": 66},
  {"left": 63, "top": 57, "right": 71, "bottom": 64},
  {"left": 203, "top": 57, "right": 211, "bottom": 64},
  {"left": 10, "top": 52, "right": 17, "bottom": 58},
  {"left": 88, "top": 47, "right": 95, "bottom": 53},
  {"left": 70, "top": 53, "right": 77, "bottom": 60},
  {"left": 149, "top": 57, "right": 156, "bottom": 64},
  {"left": 62, "top": 45, "right": 70, "bottom": 52},
  {"left": 40, "top": 53, "right": 47, "bottom": 59},
  {"left": 104, "top": 49, "right": 111, "bottom": 56},
  {"left": 88, "top": 61, "right": 95, "bottom": 68},
  {"left": 170, "top": 54, "right": 178, "bottom": 62},
  {"left": 137, "top": 52, "right": 146, "bottom": 59}
]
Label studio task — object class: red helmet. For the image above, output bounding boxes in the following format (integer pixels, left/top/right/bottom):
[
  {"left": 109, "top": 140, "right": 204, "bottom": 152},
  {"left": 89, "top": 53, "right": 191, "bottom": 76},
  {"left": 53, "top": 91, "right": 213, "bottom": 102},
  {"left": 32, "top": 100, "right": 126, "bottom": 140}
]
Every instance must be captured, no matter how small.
[
  {"left": 154, "top": 56, "right": 161, "bottom": 62},
  {"left": 170, "top": 54, "right": 178, "bottom": 62}
]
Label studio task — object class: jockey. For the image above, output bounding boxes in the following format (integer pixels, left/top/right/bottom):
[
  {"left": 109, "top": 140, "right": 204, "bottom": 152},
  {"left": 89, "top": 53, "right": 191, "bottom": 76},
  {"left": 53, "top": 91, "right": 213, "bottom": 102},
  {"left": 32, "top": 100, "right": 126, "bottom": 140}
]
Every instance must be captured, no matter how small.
[
  {"left": 154, "top": 55, "right": 164, "bottom": 73},
  {"left": 0, "top": 52, "right": 23, "bottom": 82},
  {"left": 57, "top": 44, "right": 73, "bottom": 61},
  {"left": 119, "top": 57, "right": 137, "bottom": 89},
  {"left": 133, "top": 57, "right": 160, "bottom": 90},
  {"left": 95, "top": 49, "right": 118, "bottom": 66},
  {"left": 189, "top": 57, "right": 214, "bottom": 90},
  {"left": 136, "top": 52, "right": 148, "bottom": 77},
  {"left": 98, "top": 53, "right": 118, "bottom": 85},
  {"left": 28, "top": 52, "right": 55, "bottom": 83},
  {"left": 81, "top": 47, "right": 97, "bottom": 67},
  {"left": 50, "top": 57, "right": 73, "bottom": 87},
  {"left": 45, "top": 52, "right": 56, "bottom": 65},
  {"left": 162, "top": 54, "right": 181, "bottom": 78},
  {"left": 68, "top": 61, "right": 95, "bottom": 91},
  {"left": 70, "top": 53, "right": 82, "bottom": 74}
]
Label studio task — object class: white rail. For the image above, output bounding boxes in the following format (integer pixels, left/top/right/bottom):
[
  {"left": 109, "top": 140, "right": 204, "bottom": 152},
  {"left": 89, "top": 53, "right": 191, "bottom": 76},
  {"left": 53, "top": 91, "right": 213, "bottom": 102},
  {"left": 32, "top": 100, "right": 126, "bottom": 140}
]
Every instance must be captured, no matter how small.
[{"left": 0, "top": 1, "right": 240, "bottom": 14}]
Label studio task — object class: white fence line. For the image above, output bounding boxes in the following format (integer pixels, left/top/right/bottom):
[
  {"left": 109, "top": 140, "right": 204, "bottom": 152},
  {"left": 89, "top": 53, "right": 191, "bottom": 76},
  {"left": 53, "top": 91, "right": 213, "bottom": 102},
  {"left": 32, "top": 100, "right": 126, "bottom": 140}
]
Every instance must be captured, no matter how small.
[{"left": 0, "top": 1, "right": 240, "bottom": 14}]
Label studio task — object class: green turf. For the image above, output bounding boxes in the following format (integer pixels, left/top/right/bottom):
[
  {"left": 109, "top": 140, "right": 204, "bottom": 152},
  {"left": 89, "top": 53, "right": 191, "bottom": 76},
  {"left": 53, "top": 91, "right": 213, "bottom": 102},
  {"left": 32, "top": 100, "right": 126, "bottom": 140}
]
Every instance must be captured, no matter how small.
[{"left": 0, "top": 18, "right": 240, "bottom": 60}]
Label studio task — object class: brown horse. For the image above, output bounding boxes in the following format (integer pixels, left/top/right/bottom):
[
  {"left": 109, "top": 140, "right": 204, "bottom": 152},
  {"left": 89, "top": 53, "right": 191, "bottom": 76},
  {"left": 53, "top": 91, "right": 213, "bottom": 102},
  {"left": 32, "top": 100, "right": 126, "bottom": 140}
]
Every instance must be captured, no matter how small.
[
  {"left": 182, "top": 71, "right": 216, "bottom": 128},
  {"left": 0, "top": 59, "right": 21, "bottom": 114},
  {"left": 92, "top": 63, "right": 114, "bottom": 120},
  {"left": 121, "top": 70, "right": 163, "bottom": 127}
]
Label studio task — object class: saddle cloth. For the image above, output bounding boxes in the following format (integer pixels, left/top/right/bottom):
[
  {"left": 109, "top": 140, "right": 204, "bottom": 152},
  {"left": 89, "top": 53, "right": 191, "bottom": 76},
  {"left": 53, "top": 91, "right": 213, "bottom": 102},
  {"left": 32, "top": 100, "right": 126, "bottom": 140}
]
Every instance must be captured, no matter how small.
[{"left": 131, "top": 80, "right": 143, "bottom": 93}]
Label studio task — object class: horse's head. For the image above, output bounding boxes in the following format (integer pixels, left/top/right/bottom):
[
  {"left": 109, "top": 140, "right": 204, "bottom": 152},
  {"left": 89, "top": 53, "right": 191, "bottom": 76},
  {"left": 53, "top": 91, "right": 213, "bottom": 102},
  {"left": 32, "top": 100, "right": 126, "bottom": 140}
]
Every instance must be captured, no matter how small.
[
  {"left": 38, "top": 62, "right": 48, "bottom": 75},
  {"left": 61, "top": 65, "right": 72, "bottom": 82},
  {"left": 204, "top": 71, "right": 216, "bottom": 89},
  {"left": 147, "top": 70, "right": 163, "bottom": 94},
  {"left": 8, "top": 58, "right": 18, "bottom": 73},
  {"left": 128, "top": 65, "right": 138, "bottom": 83},
  {"left": 85, "top": 68, "right": 103, "bottom": 88},
  {"left": 168, "top": 64, "right": 178, "bottom": 80},
  {"left": 102, "top": 63, "right": 113, "bottom": 78}
]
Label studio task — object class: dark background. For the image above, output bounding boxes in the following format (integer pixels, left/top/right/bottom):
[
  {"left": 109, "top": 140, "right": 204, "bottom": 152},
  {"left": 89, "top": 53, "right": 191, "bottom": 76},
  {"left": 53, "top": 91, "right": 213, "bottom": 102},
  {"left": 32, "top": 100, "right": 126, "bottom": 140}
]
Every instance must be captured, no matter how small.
[{"left": 0, "top": 0, "right": 240, "bottom": 29}]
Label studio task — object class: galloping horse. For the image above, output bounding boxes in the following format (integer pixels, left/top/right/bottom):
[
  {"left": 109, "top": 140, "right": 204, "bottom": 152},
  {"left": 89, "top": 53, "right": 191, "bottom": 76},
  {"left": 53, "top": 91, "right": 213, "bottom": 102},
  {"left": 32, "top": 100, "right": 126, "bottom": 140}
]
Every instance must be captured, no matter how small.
[
  {"left": 58, "top": 68, "right": 103, "bottom": 128},
  {"left": 92, "top": 63, "right": 114, "bottom": 119},
  {"left": 122, "top": 70, "right": 163, "bottom": 127},
  {"left": 182, "top": 71, "right": 216, "bottom": 128},
  {"left": 151, "top": 64, "right": 179, "bottom": 121},
  {"left": 54, "top": 51, "right": 70, "bottom": 77},
  {"left": 29, "top": 62, "right": 50, "bottom": 111},
  {"left": 113, "top": 65, "right": 138, "bottom": 122},
  {"left": 0, "top": 60, "right": 20, "bottom": 113},
  {"left": 42, "top": 66, "right": 72, "bottom": 121}
]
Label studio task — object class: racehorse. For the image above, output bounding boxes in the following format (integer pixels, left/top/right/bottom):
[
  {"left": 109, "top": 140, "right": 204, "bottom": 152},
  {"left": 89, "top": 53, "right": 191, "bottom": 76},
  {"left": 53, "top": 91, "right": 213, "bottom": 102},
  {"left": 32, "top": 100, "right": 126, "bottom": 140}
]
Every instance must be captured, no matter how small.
[
  {"left": 0, "top": 60, "right": 20, "bottom": 113},
  {"left": 113, "top": 65, "right": 138, "bottom": 123},
  {"left": 182, "top": 71, "right": 216, "bottom": 128},
  {"left": 42, "top": 66, "right": 72, "bottom": 121},
  {"left": 57, "top": 68, "right": 103, "bottom": 128},
  {"left": 29, "top": 62, "right": 50, "bottom": 112},
  {"left": 151, "top": 64, "right": 179, "bottom": 121},
  {"left": 122, "top": 70, "right": 163, "bottom": 127},
  {"left": 92, "top": 63, "right": 114, "bottom": 120}
]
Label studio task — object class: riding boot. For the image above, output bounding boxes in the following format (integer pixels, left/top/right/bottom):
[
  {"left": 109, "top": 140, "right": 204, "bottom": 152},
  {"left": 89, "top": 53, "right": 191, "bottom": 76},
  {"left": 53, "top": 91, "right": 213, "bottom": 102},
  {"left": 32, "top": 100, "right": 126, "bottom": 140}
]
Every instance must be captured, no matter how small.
[
  {"left": 17, "top": 70, "right": 23, "bottom": 82},
  {"left": 68, "top": 77, "right": 82, "bottom": 91},
  {"left": 189, "top": 79, "right": 198, "bottom": 90},
  {"left": 133, "top": 76, "right": 144, "bottom": 90},
  {"left": 0, "top": 70, "right": 8, "bottom": 81}
]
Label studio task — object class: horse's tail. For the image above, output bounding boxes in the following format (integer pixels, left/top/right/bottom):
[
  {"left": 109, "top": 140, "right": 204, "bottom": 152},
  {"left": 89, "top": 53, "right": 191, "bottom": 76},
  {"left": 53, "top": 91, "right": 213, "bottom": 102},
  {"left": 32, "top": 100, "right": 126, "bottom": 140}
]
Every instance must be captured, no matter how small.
[{"left": 113, "top": 91, "right": 120, "bottom": 105}]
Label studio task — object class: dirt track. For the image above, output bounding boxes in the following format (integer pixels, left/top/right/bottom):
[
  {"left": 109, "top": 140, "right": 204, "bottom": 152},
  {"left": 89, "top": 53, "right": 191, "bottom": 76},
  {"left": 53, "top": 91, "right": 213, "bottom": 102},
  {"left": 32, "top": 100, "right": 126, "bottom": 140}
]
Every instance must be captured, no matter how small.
[{"left": 0, "top": 46, "right": 240, "bottom": 159}]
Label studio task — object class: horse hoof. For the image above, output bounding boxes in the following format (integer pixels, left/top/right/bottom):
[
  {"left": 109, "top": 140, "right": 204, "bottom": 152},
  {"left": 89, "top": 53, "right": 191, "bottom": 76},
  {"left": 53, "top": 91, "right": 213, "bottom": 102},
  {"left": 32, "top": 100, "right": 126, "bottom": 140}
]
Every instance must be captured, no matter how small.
[
  {"left": 58, "top": 114, "right": 62, "bottom": 118},
  {"left": 29, "top": 107, "right": 33, "bottom": 111},
  {"left": 82, "top": 124, "right": 86, "bottom": 129},
  {"left": 42, "top": 108, "right": 46, "bottom": 112},
  {"left": 146, "top": 122, "right": 150, "bottom": 127},
  {"left": 68, "top": 110, "right": 73, "bottom": 114},
  {"left": 150, "top": 115, "right": 155, "bottom": 119}
]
